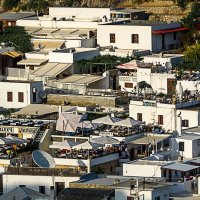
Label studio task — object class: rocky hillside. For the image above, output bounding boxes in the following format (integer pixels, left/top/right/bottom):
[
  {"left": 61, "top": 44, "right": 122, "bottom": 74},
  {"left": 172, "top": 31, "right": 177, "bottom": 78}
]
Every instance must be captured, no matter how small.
[{"left": 0, "top": 0, "right": 196, "bottom": 22}]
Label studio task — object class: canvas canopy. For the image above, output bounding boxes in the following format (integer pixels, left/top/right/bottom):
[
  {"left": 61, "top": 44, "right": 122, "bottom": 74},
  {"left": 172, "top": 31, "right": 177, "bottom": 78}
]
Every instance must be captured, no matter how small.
[
  {"left": 92, "top": 115, "right": 121, "bottom": 126},
  {"left": 49, "top": 141, "right": 78, "bottom": 150},
  {"left": 56, "top": 113, "right": 83, "bottom": 132},
  {"left": 113, "top": 118, "right": 144, "bottom": 128},
  {"left": 91, "top": 136, "right": 119, "bottom": 145},
  {"left": 72, "top": 141, "right": 103, "bottom": 150}
]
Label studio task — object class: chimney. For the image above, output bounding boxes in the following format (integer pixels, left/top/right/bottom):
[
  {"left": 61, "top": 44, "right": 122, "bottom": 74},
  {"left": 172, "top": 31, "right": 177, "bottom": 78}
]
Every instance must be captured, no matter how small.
[{"left": 59, "top": 106, "right": 62, "bottom": 115}]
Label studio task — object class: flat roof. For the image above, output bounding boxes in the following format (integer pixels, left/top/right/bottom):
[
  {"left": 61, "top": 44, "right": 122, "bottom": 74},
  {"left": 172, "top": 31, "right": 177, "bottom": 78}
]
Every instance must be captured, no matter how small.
[
  {"left": 162, "top": 163, "right": 199, "bottom": 172},
  {"left": 103, "top": 20, "right": 171, "bottom": 26},
  {"left": 111, "top": 8, "right": 145, "bottom": 13},
  {"left": 13, "top": 104, "right": 58, "bottom": 116},
  {"left": 177, "top": 134, "right": 200, "bottom": 140},
  {"left": 125, "top": 160, "right": 173, "bottom": 166},
  {"left": 129, "top": 134, "right": 171, "bottom": 145},
  {"left": 189, "top": 157, "right": 200, "bottom": 164},
  {"left": 184, "top": 127, "right": 200, "bottom": 133},
  {"left": 32, "top": 62, "right": 72, "bottom": 77},
  {"left": 114, "top": 179, "right": 169, "bottom": 190},
  {"left": 59, "top": 74, "right": 104, "bottom": 85},
  {"left": 17, "top": 58, "right": 48, "bottom": 66},
  {"left": 0, "top": 12, "right": 36, "bottom": 20},
  {"left": 34, "top": 28, "right": 58, "bottom": 34},
  {"left": 24, "top": 27, "right": 41, "bottom": 34}
]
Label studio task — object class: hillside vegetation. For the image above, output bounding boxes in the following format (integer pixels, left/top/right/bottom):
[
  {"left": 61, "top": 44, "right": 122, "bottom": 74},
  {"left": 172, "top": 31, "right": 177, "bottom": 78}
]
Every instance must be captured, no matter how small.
[
  {"left": 0, "top": 0, "right": 198, "bottom": 22},
  {"left": 0, "top": 0, "right": 197, "bottom": 11}
]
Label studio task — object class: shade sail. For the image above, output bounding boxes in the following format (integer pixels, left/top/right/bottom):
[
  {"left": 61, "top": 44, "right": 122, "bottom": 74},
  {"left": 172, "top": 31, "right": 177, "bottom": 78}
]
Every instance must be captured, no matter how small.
[
  {"left": 91, "top": 136, "right": 119, "bottom": 145},
  {"left": 92, "top": 115, "right": 122, "bottom": 126},
  {"left": 49, "top": 141, "right": 78, "bottom": 150},
  {"left": 113, "top": 117, "right": 144, "bottom": 128},
  {"left": 72, "top": 141, "right": 103, "bottom": 150},
  {"left": 56, "top": 113, "right": 83, "bottom": 132},
  {"left": 78, "top": 121, "right": 99, "bottom": 129}
]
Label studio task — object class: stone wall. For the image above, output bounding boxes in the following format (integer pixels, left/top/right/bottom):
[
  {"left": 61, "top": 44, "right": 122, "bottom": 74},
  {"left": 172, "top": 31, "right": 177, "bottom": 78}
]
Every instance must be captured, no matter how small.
[{"left": 47, "top": 94, "right": 129, "bottom": 107}]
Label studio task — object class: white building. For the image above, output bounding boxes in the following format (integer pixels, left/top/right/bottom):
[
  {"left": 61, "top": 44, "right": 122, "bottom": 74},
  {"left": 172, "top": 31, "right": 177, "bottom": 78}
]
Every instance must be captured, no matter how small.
[
  {"left": 171, "top": 127, "right": 200, "bottom": 159},
  {"left": 2, "top": 167, "right": 81, "bottom": 198},
  {"left": 129, "top": 99, "right": 200, "bottom": 132},
  {"left": 143, "top": 53, "right": 183, "bottom": 67},
  {"left": 97, "top": 21, "right": 186, "bottom": 52},
  {"left": 56, "top": 73, "right": 109, "bottom": 95},
  {"left": 118, "top": 64, "right": 176, "bottom": 94},
  {"left": 115, "top": 179, "right": 170, "bottom": 200},
  {"left": 123, "top": 160, "right": 171, "bottom": 177},
  {"left": 0, "top": 81, "right": 43, "bottom": 109}
]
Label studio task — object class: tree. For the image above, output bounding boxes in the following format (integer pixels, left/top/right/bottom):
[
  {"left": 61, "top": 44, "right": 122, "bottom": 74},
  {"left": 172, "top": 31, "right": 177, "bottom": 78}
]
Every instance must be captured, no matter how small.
[
  {"left": 0, "top": 26, "right": 33, "bottom": 53},
  {"left": 184, "top": 43, "right": 200, "bottom": 64},
  {"left": 138, "top": 81, "right": 152, "bottom": 94},
  {"left": 181, "top": 2, "right": 200, "bottom": 40},
  {"left": 3, "top": 0, "right": 20, "bottom": 11},
  {"left": 23, "top": 0, "right": 49, "bottom": 13}
]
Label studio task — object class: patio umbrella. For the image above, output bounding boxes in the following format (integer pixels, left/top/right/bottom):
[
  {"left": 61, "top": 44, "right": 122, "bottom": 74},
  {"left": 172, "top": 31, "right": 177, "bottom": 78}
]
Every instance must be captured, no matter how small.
[
  {"left": 92, "top": 115, "right": 122, "bottom": 126},
  {"left": 6, "top": 135, "right": 28, "bottom": 144},
  {"left": 90, "top": 136, "right": 119, "bottom": 145},
  {"left": 78, "top": 121, "right": 99, "bottom": 129},
  {"left": 72, "top": 141, "right": 103, "bottom": 150},
  {"left": 49, "top": 141, "right": 78, "bottom": 150},
  {"left": 113, "top": 117, "right": 144, "bottom": 128},
  {"left": 0, "top": 137, "right": 16, "bottom": 145},
  {"left": 56, "top": 113, "right": 83, "bottom": 132}
]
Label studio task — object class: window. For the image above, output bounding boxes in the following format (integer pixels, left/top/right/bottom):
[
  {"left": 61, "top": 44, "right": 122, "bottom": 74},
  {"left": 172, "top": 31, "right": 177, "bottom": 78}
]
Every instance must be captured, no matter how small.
[
  {"left": 174, "top": 32, "right": 177, "bottom": 40},
  {"left": 39, "top": 186, "right": 45, "bottom": 194},
  {"left": 137, "top": 113, "right": 142, "bottom": 121},
  {"left": 179, "top": 142, "right": 184, "bottom": 151},
  {"left": 110, "top": 33, "right": 115, "bottom": 43},
  {"left": 7, "top": 92, "right": 13, "bottom": 102},
  {"left": 32, "top": 88, "right": 37, "bottom": 103},
  {"left": 19, "top": 185, "right": 26, "bottom": 187},
  {"left": 182, "top": 120, "right": 189, "bottom": 127},
  {"left": 18, "top": 92, "right": 24, "bottom": 102},
  {"left": 127, "top": 197, "right": 134, "bottom": 200},
  {"left": 125, "top": 82, "right": 133, "bottom": 88},
  {"left": 158, "top": 115, "right": 163, "bottom": 125},
  {"left": 155, "top": 197, "right": 160, "bottom": 200},
  {"left": 132, "top": 34, "right": 139, "bottom": 43}
]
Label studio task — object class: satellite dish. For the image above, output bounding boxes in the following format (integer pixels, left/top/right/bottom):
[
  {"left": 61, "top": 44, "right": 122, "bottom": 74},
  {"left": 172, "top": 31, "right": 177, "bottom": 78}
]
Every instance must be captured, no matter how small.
[
  {"left": 165, "top": 62, "right": 172, "bottom": 70},
  {"left": 39, "top": 90, "right": 47, "bottom": 99},
  {"left": 32, "top": 150, "right": 55, "bottom": 168}
]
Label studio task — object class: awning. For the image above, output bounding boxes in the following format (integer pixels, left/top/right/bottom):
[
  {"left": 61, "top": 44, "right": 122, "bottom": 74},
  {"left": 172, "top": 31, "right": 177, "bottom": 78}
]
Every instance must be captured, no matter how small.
[
  {"left": 17, "top": 58, "right": 48, "bottom": 66},
  {"left": 32, "top": 62, "right": 72, "bottom": 77},
  {"left": 3, "top": 51, "right": 23, "bottom": 58},
  {"left": 59, "top": 75, "right": 105, "bottom": 86},
  {"left": 162, "top": 163, "right": 199, "bottom": 172},
  {"left": 152, "top": 27, "right": 188, "bottom": 35}
]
